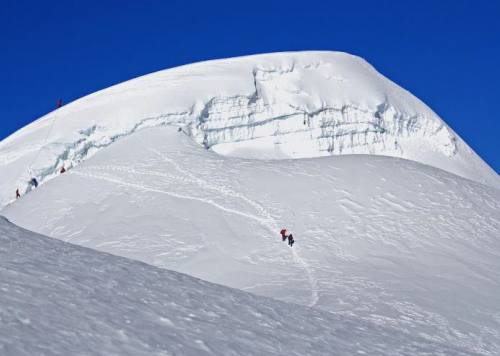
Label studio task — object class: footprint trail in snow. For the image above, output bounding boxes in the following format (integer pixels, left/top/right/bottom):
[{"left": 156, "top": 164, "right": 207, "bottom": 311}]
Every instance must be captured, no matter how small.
[{"left": 75, "top": 145, "right": 321, "bottom": 308}]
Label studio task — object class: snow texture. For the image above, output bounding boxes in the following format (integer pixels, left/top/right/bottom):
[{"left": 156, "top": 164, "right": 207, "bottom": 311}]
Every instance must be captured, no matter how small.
[
  {"left": 4, "top": 127, "right": 500, "bottom": 355},
  {"left": 0, "top": 216, "right": 475, "bottom": 356},
  {"left": 0, "top": 51, "right": 498, "bottom": 209}
]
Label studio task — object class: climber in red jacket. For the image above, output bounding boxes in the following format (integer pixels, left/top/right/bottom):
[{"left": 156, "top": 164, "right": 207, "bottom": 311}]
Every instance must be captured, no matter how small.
[{"left": 280, "top": 228, "right": 288, "bottom": 242}]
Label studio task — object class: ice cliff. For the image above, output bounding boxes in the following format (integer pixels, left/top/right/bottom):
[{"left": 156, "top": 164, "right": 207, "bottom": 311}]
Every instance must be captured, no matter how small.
[{"left": 0, "top": 51, "right": 497, "bottom": 207}]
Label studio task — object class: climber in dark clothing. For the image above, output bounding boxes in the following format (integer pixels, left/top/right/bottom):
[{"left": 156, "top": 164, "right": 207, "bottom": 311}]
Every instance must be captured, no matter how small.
[
  {"left": 288, "top": 234, "right": 295, "bottom": 247},
  {"left": 16, "top": 189, "right": 21, "bottom": 199},
  {"left": 29, "top": 178, "right": 38, "bottom": 188}
]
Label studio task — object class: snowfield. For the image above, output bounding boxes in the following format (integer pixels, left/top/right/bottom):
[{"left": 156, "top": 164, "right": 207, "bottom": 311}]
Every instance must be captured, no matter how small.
[
  {"left": 1, "top": 51, "right": 499, "bottom": 355},
  {"left": 0, "top": 216, "right": 475, "bottom": 356},
  {"left": 3, "top": 127, "right": 500, "bottom": 355},
  {"left": 0, "top": 51, "right": 498, "bottom": 209}
]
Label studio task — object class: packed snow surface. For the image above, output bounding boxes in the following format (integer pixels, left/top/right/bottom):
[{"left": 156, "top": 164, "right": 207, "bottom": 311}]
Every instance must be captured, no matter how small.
[
  {"left": 0, "top": 216, "right": 475, "bottom": 356},
  {"left": 0, "top": 51, "right": 498, "bottom": 208},
  {"left": 4, "top": 127, "right": 500, "bottom": 355}
]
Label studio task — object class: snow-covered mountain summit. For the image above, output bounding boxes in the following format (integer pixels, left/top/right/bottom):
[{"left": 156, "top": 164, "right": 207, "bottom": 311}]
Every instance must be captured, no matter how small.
[
  {"left": 0, "top": 51, "right": 497, "bottom": 208},
  {"left": 1, "top": 52, "right": 500, "bottom": 354}
]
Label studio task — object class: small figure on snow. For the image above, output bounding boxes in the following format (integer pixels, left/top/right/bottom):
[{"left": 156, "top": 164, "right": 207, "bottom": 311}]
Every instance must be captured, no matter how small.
[
  {"left": 60, "top": 166, "right": 66, "bottom": 174},
  {"left": 56, "top": 98, "right": 63, "bottom": 108},
  {"left": 280, "top": 228, "right": 288, "bottom": 242},
  {"left": 288, "top": 234, "right": 295, "bottom": 247},
  {"left": 29, "top": 178, "right": 38, "bottom": 188},
  {"left": 16, "top": 188, "right": 21, "bottom": 199}
]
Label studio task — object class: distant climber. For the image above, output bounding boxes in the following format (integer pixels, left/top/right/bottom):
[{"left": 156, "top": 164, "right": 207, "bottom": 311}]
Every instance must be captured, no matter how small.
[
  {"left": 203, "top": 134, "right": 209, "bottom": 149},
  {"left": 280, "top": 228, "right": 288, "bottom": 242},
  {"left": 60, "top": 166, "right": 66, "bottom": 174},
  {"left": 16, "top": 189, "right": 20, "bottom": 199},
  {"left": 56, "top": 99, "right": 63, "bottom": 108},
  {"left": 29, "top": 178, "right": 38, "bottom": 188},
  {"left": 288, "top": 234, "right": 295, "bottom": 247}
]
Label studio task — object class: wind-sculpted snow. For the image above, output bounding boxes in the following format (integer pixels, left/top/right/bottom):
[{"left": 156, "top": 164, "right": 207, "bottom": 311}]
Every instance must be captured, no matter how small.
[
  {"left": 4, "top": 127, "right": 500, "bottom": 355},
  {"left": 0, "top": 51, "right": 497, "bottom": 208},
  {"left": 1, "top": 217, "right": 476, "bottom": 356}
]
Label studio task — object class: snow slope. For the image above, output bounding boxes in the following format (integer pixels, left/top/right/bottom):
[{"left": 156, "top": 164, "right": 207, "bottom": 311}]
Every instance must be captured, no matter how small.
[
  {"left": 4, "top": 216, "right": 473, "bottom": 356},
  {"left": 0, "top": 51, "right": 498, "bottom": 209},
  {"left": 4, "top": 127, "right": 500, "bottom": 355}
]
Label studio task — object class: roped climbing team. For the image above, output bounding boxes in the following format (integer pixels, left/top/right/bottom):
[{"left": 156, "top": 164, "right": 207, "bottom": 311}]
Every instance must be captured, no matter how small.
[{"left": 280, "top": 228, "right": 295, "bottom": 247}]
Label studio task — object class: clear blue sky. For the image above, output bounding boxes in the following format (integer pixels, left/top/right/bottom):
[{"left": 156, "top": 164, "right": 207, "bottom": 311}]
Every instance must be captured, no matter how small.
[{"left": 1, "top": 0, "right": 498, "bottom": 172}]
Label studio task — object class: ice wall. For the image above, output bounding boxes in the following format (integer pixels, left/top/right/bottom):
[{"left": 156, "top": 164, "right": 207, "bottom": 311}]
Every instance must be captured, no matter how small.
[{"left": 0, "top": 51, "right": 497, "bottom": 208}]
